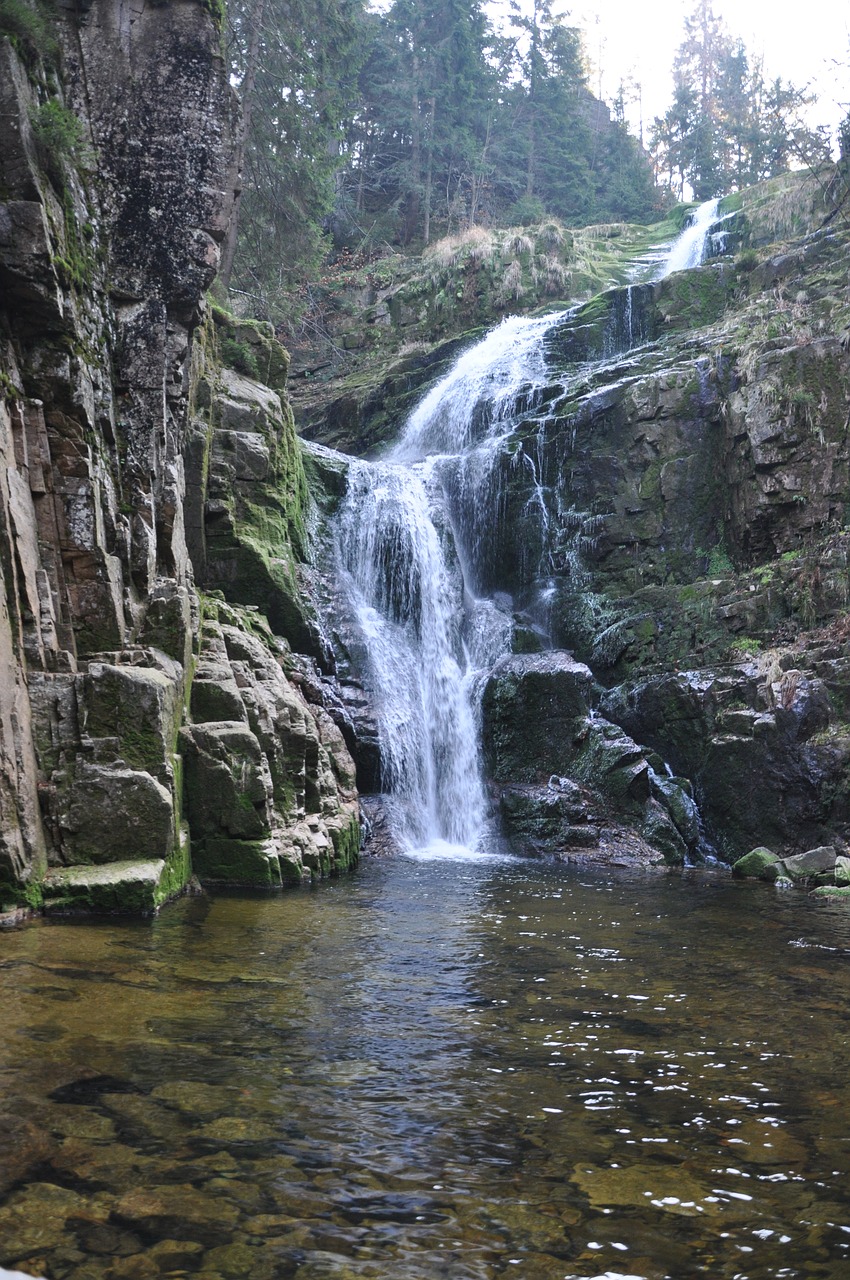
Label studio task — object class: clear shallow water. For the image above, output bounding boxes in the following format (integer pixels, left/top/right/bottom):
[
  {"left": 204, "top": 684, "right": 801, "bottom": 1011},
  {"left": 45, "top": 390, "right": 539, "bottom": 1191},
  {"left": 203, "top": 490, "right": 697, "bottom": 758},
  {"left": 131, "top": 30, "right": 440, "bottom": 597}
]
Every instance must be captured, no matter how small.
[{"left": 2, "top": 857, "right": 850, "bottom": 1280}]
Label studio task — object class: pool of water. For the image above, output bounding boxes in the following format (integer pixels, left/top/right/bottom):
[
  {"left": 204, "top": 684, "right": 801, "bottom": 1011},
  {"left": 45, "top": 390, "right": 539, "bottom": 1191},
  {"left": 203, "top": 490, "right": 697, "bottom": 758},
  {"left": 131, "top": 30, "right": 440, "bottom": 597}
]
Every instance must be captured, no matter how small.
[{"left": 2, "top": 853, "right": 850, "bottom": 1279}]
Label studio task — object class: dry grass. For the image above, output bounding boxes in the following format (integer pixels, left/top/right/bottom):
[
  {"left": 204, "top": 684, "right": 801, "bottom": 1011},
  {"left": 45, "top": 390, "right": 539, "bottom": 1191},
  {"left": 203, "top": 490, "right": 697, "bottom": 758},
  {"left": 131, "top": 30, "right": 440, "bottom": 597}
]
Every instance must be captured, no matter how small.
[
  {"left": 497, "top": 260, "right": 525, "bottom": 304},
  {"left": 538, "top": 253, "right": 571, "bottom": 294},
  {"left": 424, "top": 226, "right": 495, "bottom": 269},
  {"left": 505, "top": 232, "right": 534, "bottom": 257},
  {"left": 581, "top": 222, "right": 631, "bottom": 241},
  {"left": 538, "top": 220, "right": 567, "bottom": 249},
  {"left": 741, "top": 170, "right": 828, "bottom": 244}
]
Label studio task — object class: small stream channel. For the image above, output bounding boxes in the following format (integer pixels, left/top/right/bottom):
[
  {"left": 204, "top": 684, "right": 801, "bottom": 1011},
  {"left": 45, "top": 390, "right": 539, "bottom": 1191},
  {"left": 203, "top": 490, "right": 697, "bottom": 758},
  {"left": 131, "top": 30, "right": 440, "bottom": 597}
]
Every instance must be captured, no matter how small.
[{"left": 2, "top": 854, "right": 850, "bottom": 1280}]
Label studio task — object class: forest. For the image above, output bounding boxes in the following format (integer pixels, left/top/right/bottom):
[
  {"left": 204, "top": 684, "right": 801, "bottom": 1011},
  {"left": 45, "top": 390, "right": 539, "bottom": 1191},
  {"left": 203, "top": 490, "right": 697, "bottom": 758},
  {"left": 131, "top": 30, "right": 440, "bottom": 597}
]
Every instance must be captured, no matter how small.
[{"left": 222, "top": 0, "right": 842, "bottom": 323}]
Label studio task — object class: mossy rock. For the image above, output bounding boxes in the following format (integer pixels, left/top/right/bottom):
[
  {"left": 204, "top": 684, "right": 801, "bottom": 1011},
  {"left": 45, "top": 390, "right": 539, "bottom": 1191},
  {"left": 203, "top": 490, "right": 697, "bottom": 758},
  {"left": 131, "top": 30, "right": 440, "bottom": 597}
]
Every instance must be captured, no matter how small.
[
  {"left": 835, "top": 856, "right": 850, "bottom": 886},
  {"left": 778, "top": 845, "right": 836, "bottom": 883},
  {"left": 193, "top": 837, "right": 281, "bottom": 887},
  {"left": 329, "top": 812, "right": 362, "bottom": 872},
  {"left": 731, "top": 847, "right": 781, "bottom": 879},
  {"left": 42, "top": 859, "right": 181, "bottom": 915}
]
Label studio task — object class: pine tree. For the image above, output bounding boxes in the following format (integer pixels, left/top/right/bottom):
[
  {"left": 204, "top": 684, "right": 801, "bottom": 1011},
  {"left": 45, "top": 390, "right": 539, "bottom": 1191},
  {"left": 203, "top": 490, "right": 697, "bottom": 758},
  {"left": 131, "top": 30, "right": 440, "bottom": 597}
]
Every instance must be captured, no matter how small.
[
  {"left": 224, "top": 0, "right": 364, "bottom": 318},
  {"left": 651, "top": 0, "right": 826, "bottom": 200}
]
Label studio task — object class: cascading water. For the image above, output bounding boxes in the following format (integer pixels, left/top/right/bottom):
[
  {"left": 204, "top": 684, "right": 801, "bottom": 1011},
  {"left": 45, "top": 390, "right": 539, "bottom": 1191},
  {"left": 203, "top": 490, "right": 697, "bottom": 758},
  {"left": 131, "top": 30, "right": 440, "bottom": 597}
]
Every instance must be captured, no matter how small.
[
  {"left": 334, "top": 312, "right": 567, "bottom": 853},
  {"left": 335, "top": 212, "right": 728, "bottom": 855},
  {"left": 658, "top": 196, "right": 720, "bottom": 277}
]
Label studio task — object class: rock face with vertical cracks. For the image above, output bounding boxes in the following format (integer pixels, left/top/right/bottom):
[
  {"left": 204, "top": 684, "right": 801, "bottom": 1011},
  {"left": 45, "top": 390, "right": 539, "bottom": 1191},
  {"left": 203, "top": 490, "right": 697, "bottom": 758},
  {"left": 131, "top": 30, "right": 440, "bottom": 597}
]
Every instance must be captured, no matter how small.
[
  {"left": 481, "top": 652, "right": 693, "bottom": 863},
  {"left": 0, "top": 0, "right": 360, "bottom": 911}
]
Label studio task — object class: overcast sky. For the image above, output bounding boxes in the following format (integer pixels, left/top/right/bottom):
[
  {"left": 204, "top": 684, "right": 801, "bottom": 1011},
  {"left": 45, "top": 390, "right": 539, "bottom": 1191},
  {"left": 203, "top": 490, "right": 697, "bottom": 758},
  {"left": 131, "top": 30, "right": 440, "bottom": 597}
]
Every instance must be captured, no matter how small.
[{"left": 567, "top": 0, "right": 849, "bottom": 145}]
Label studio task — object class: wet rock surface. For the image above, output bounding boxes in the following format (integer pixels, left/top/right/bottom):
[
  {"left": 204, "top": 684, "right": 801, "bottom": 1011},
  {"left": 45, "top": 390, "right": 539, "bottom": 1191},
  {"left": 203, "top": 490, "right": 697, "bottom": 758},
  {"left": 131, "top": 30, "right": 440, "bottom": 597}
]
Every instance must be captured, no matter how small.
[
  {"left": 295, "top": 173, "right": 850, "bottom": 868},
  {"left": 0, "top": 0, "right": 361, "bottom": 909},
  {"left": 481, "top": 652, "right": 698, "bottom": 864}
]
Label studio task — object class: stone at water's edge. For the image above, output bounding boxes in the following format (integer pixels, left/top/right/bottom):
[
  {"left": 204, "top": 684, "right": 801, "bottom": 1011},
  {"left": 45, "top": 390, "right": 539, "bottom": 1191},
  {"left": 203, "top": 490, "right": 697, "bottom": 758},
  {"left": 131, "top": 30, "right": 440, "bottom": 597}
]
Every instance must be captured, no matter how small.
[
  {"left": 733, "top": 844, "right": 841, "bottom": 887},
  {"left": 835, "top": 856, "right": 850, "bottom": 886},
  {"left": 602, "top": 667, "right": 841, "bottom": 862},
  {"left": 41, "top": 860, "right": 177, "bottom": 916},
  {"left": 481, "top": 651, "right": 693, "bottom": 864},
  {"left": 482, "top": 651, "right": 594, "bottom": 783},
  {"left": 732, "top": 847, "right": 782, "bottom": 880},
  {"left": 780, "top": 845, "right": 836, "bottom": 882}
]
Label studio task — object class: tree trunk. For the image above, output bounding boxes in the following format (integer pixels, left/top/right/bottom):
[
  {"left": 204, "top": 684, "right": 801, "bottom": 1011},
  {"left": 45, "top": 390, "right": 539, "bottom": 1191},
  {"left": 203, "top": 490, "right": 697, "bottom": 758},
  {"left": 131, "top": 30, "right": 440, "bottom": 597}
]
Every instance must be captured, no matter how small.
[
  {"left": 525, "top": 0, "right": 539, "bottom": 199},
  {"left": 404, "top": 54, "right": 421, "bottom": 244},
  {"left": 423, "top": 95, "right": 436, "bottom": 245}
]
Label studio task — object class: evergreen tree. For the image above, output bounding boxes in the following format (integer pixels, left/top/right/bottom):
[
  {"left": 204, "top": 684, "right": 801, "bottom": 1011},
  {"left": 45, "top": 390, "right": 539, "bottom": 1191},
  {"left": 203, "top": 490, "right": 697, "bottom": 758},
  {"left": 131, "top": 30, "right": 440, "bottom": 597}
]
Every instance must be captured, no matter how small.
[
  {"left": 651, "top": 0, "right": 827, "bottom": 199},
  {"left": 223, "top": 0, "right": 364, "bottom": 318},
  {"left": 222, "top": 0, "right": 663, "bottom": 320}
]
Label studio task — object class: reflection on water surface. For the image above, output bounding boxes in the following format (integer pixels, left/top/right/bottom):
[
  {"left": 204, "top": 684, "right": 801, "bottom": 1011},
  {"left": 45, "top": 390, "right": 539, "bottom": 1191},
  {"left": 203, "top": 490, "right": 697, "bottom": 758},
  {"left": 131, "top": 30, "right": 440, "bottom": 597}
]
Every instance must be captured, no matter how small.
[{"left": 1, "top": 854, "right": 850, "bottom": 1279}]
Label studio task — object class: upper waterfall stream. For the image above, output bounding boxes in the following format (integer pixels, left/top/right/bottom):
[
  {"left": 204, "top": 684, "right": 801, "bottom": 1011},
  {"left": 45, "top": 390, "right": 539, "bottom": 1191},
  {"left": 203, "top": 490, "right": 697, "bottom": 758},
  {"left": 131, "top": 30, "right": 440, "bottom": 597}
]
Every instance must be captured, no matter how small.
[{"left": 657, "top": 196, "right": 725, "bottom": 277}]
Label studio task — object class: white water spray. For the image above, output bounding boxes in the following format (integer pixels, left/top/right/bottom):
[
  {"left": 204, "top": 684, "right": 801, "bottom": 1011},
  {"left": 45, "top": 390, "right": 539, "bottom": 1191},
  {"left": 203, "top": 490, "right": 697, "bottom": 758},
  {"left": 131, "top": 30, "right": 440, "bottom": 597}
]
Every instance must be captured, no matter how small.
[
  {"left": 334, "top": 312, "right": 567, "bottom": 852},
  {"left": 658, "top": 198, "right": 720, "bottom": 277}
]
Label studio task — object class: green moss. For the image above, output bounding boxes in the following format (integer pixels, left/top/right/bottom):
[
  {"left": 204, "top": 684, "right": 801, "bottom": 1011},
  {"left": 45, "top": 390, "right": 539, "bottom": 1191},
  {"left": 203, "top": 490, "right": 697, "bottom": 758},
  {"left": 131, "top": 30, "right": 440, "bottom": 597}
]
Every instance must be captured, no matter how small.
[
  {"left": 192, "top": 0, "right": 225, "bottom": 30},
  {"left": 731, "top": 847, "right": 781, "bottom": 879},
  {"left": 0, "top": 0, "right": 58, "bottom": 66},
  {"left": 719, "top": 192, "right": 744, "bottom": 215},
  {"left": 330, "top": 813, "right": 362, "bottom": 873},
  {"left": 0, "top": 865, "right": 44, "bottom": 911},
  {"left": 192, "top": 837, "right": 278, "bottom": 887},
  {"left": 0, "top": 371, "right": 21, "bottom": 401},
  {"left": 219, "top": 337, "right": 260, "bottom": 380},
  {"left": 210, "top": 309, "right": 290, "bottom": 392},
  {"left": 42, "top": 861, "right": 179, "bottom": 916},
  {"left": 657, "top": 263, "right": 735, "bottom": 330},
  {"left": 639, "top": 457, "right": 665, "bottom": 503}
]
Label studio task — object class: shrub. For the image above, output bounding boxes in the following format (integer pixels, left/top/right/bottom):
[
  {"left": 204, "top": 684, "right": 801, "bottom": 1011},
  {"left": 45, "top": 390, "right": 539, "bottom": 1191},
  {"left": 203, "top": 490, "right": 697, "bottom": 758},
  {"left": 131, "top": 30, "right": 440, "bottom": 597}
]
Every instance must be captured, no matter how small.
[
  {"left": 735, "top": 249, "right": 759, "bottom": 272},
  {"left": 0, "top": 0, "right": 57, "bottom": 64},
  {"left": 30, "top": 100, "right": 88, "bottom": 186},
  {"left": 708, "top": 546, "right": 733, "bottom": 575},
  {"left": 506, "top": 195, "right": 547, "bottom": 227}
]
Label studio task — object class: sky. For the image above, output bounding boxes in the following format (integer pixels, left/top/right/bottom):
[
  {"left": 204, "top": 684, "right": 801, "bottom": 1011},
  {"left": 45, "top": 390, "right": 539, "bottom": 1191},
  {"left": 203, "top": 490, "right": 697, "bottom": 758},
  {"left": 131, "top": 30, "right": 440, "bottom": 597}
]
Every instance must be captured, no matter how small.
[{"left": 566, "top": 0, "right": 850, "bottom": 146}]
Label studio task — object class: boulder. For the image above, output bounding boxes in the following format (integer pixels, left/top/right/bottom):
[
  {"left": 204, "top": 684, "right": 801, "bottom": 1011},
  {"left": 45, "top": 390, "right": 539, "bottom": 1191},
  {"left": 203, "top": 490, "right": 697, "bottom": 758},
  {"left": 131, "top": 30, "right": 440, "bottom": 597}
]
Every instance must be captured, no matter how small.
[
  {"left": 42, "top": 859, "right": 174, "bottom": 914},
  {"left": 731, "top": 847, "right": 782, "bottom": 879},
  {"left": 603, "top": 668, "right": 843, "bottom": 861},
  {"left": 82, "top": 662, "right": 181, "bottom": 781},
  {"left": 835, "top": 856, "right": 850, "bottom": 886},
  {"left": 482, "top": 651, "right": 594, "bottom": 782},
  {"left": 496, "top": 780, "right": 598, "bottom": 857},
  {"left": 640, "top": 797, "right": 688, "bottom": 866},
  {"left": 61, "top": 766, "right": 174, "bottom": 865},
  {"left": 779, "top": 845, "right": 836, "bottom": 883},
  {"left": 180, "top": 721, "right": 273, "bottom": 841}
]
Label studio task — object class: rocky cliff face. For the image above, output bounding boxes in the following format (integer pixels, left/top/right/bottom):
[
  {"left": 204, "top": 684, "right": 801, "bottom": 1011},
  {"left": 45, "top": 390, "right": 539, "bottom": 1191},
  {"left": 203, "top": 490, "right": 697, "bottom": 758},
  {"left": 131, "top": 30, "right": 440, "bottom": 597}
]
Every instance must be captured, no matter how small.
[
  {"left": 303, "top": 170, "right": 850, "bottom": 869},
  {"left": 0, "top": 0, "right": 359, "bottom": 913}
]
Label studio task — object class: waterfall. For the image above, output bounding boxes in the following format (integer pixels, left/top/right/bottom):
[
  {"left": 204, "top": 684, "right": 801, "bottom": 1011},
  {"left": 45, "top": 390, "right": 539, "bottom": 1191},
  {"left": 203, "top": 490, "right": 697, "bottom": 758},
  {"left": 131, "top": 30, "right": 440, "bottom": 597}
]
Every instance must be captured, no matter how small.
[
  {"left": 327, "top": 215, "right": 730, "bottom": 858},
  {"left": 334, "top": 311, "right": 567, "bottom": 852},
  {"left": 658, "top": 197, "right": 720, "bottom": 277}
]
